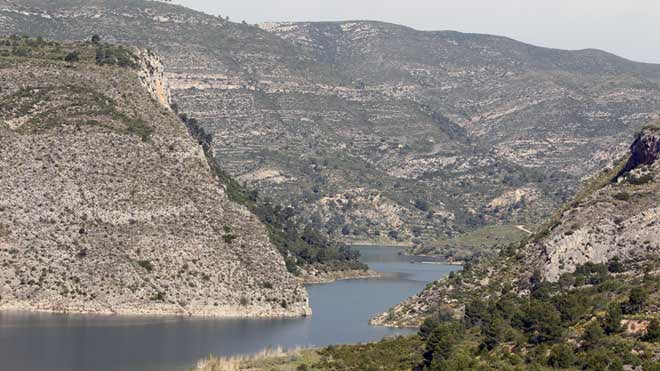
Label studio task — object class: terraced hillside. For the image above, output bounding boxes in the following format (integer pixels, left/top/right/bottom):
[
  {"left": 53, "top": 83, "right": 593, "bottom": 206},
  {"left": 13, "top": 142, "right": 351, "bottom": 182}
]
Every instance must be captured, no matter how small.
[
  {"left": 0, "top": 36, "right": 309, "bottom": 317},
  {"left": 4, "top": 0, "right": 660, "bottom": 251}
]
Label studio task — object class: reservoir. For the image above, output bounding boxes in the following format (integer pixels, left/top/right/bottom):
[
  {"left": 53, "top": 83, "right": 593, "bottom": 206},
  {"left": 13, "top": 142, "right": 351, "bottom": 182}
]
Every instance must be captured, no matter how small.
[{"left": 0, "top": 246, "right": 461, "bottom": 371}]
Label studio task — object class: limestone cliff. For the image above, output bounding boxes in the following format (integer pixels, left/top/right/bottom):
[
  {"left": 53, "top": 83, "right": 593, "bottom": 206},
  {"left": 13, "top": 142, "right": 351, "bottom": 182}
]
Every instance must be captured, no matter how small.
[
  {"left": 0, "top": 38, "right": 310, "bottom": 317},
  {"left": 134, "top": 47, "right": 171, "bottom": 108}
]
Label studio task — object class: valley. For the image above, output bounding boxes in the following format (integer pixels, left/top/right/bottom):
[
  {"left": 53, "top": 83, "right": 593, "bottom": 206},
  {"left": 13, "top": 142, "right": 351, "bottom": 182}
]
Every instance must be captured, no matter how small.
[{"left": 0, "top": 1, "right": 658, "bottom": 371}]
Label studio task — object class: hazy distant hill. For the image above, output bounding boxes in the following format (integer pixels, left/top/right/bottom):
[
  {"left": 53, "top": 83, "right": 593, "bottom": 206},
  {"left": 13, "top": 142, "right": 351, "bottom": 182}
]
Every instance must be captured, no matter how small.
[{"left": 3, "top": 0, "right": 660, "bottom": 254}]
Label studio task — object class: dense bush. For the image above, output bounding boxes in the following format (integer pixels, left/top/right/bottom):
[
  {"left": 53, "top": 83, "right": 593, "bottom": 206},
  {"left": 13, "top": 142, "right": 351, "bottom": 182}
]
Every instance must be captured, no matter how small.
[
  {"left": 137, "top": 260, "right": 154, "bottom": 272},
  {"left": 64, "top": 51, "right": 80, "bottom": 62},
  {"left": 412, "top": 262, "right": 659, "bottom": 371},
  {"left": 644, "top": 319, "right": 660, "bottom": 342},
  {"left": 95, "top": 44, "right": 137, "bottom": 68},
  {"left": 623, "top": 287, "right": 649, "bottom": 314}
]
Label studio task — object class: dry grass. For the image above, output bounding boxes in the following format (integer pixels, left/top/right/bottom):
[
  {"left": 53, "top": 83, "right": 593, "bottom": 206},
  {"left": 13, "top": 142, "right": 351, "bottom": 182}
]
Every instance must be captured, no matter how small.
[{"left": 193, "top": 346, "right": 311, "bottom": 371}]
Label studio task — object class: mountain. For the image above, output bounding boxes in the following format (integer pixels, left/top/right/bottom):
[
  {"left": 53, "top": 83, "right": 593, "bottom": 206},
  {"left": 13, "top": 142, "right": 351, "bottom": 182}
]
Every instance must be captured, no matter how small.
[
  {"left": 372, "top": 123, "right": 660, "bottom": 327},
  {"left": 3, "top": 0, "right": 660, "bottom": 253},
  {"left": 0, "top": 35, "right": 309, "bottom": 317}
]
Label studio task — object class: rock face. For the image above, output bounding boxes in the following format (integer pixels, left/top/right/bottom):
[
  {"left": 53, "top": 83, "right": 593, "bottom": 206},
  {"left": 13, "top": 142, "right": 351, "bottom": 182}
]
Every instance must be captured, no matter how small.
[
  {"left": 624, "top": 127, "right": 660, "bottom": 172},
  {"left": 372, "top": 125, "right": 660, "bottom": 327},
  {"left": 4, "top": 0, "right": 660, "bottom": 247},
  {"left": 134, "top": 47, "right": 171, "bottom": 108},
  {"left": 0, "top": 44, "right": 309, "bottom": 317},
  {"left": 526, "top": 126, "right": 660, "bottom": 282}
]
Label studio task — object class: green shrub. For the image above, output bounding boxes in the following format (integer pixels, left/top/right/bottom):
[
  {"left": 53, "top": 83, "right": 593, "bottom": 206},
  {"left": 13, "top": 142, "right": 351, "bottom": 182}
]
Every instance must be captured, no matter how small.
[
  {"left": 627, "top": 174, "right": 654, "bottom": 185},
  {"left": 608, "top": 257, "right": 624, "bottom": 273},
  {"left": 137, "top": 260, "right": 154, "bottom": 272},
  {"left": 422, "top": 322, "right": 464, "bottom": 367},
  {"left": 516, "top": 299, "right": 563, "bottom": 344},
  {"left": 222, "top": 234, "right": 238, "bottom": 244},
  {"left": 613, "top": 192, "right": 631, "bottom": 201},
  {"left": 643, "top": 319, "right": 660, "bottom": 342},
  {"left": 415, "top": 199, "right": 430, "bottom": 211},
  {"left": 642, "top": 360, "right": 660, "bottom": 371},
  {"left": 64, "top": 51, "right": 80, "bottom": 62},
  {"left": 95, "top": 45, "right": 137, "bottom": 68},
  {"left": 548, "top": 343, "right": 576, "bottom": 368},
  {"left": 602, "top": 302, "right": 623, "bottom": 334},
  {"left": 125, "top": 119, "right": 153, "bottom": 142},
  {"left": 582, "top": 321, "right": 605, "bottom": 348},
  {"left": 623, "top": 287, "right": 649, "bottom": 314}
]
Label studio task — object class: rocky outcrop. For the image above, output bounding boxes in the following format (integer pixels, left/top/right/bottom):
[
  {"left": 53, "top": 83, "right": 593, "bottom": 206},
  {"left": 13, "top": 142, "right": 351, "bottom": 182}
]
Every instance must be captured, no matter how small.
[
  {"left": 134, "top": 48, "right": 171, "bottom": 108},
  {"left": 300, "top": 267, "right": 380, "bottom": 284},
  {"left": 527, "top": 125, "right": 660, "bottom": 281},
  {"left": 0, "top": 44, "right": 309, "bottom": 317},
  {"left": 623, "top": 126, "right": 660, "bottom": 172}
]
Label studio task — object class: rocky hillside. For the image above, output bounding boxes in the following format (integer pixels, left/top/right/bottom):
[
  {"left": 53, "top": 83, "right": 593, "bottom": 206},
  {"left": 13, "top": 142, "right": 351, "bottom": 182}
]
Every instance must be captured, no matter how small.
[
  {"left": 524, "top": 125, "right": 660, "bottom": 282},
  {"left": 373, "top": 124, "right": 660, "bottom": 327},
  {"left": 0, "top": 36, "right": 309, "bottom": 317},
  {"left": 4, "top": 1, "right": 660, "bottom": 249}
]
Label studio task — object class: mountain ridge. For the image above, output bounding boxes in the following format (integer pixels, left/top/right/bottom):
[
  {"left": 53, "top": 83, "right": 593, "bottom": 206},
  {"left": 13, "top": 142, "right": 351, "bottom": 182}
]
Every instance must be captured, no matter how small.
[{"left": 3, "top": 0, "right": 660, "bottom": 256}]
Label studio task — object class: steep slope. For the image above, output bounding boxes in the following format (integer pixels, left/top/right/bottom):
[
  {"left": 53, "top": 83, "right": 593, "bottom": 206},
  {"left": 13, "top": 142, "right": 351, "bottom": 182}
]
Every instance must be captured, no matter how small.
[
  {"left": 4, "top": 0, "right": 660, "bottom": 251},
  {"left": 0, "top": 37, "right": 309, "bottom": 317},
  {"left": 373, "top": 124, "right": 660, "bottom": 327},
  {"left": 524, "top": 127, "right": 660, "bottom": 282}
]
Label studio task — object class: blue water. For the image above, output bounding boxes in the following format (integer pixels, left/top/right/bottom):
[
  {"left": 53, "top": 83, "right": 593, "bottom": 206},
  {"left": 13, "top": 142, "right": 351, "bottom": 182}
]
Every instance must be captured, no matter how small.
[{"left": 0, "top": 246, "right": 460, "bottom": 371}]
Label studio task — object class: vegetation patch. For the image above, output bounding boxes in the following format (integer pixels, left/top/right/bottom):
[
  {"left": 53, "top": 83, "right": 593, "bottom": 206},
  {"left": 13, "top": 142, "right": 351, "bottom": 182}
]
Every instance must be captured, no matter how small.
[
  {"left": 613, "top": 192, "right": 631, "bottom": 201},
  {"left": 95, "top": 44, "right": 137, "bottom": 68},
  {"left": 411, "top": 260, "right": 660, "bottom": 371},
  {"left": 0, "top": 223, "right": 9, "bottom": 237},
  {"left": 411, "top": 224, "right": 529, "bottom": 262},
  {"left": 0, "top": 84, "right": 153, "bottom": 141},
  {"left": 0, "top": 35, "right": 137, "bottom": 68},
  {"left": 136, "top": 260, "right": 154, "bottom": 272}
]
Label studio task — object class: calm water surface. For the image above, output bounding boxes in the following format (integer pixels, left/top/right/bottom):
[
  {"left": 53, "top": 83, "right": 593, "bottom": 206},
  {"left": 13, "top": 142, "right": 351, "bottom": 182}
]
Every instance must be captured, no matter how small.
[{"left": 0, "top": 246, "right": 460, "bottom": 371}]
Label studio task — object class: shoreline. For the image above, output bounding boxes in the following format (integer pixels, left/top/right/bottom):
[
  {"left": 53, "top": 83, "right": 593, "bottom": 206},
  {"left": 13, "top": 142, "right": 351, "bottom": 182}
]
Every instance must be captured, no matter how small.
[
  {"left": 0, "top": 302, "right": 312, "bottom": 319},
  {"left": 419, "top": 261, "right": 463, "bottom": 266},
  {"left": 398, "top": 252, "right": 465, "bottom": 266},
  {"left": 349, "top": 243, "right": 466, "bottom": 266},
  {"left": 301, "top": 269, "right": 381, "bottom": 284},
  {"left": 345, "top": 240, "right": 413, "bottom": 247}
]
